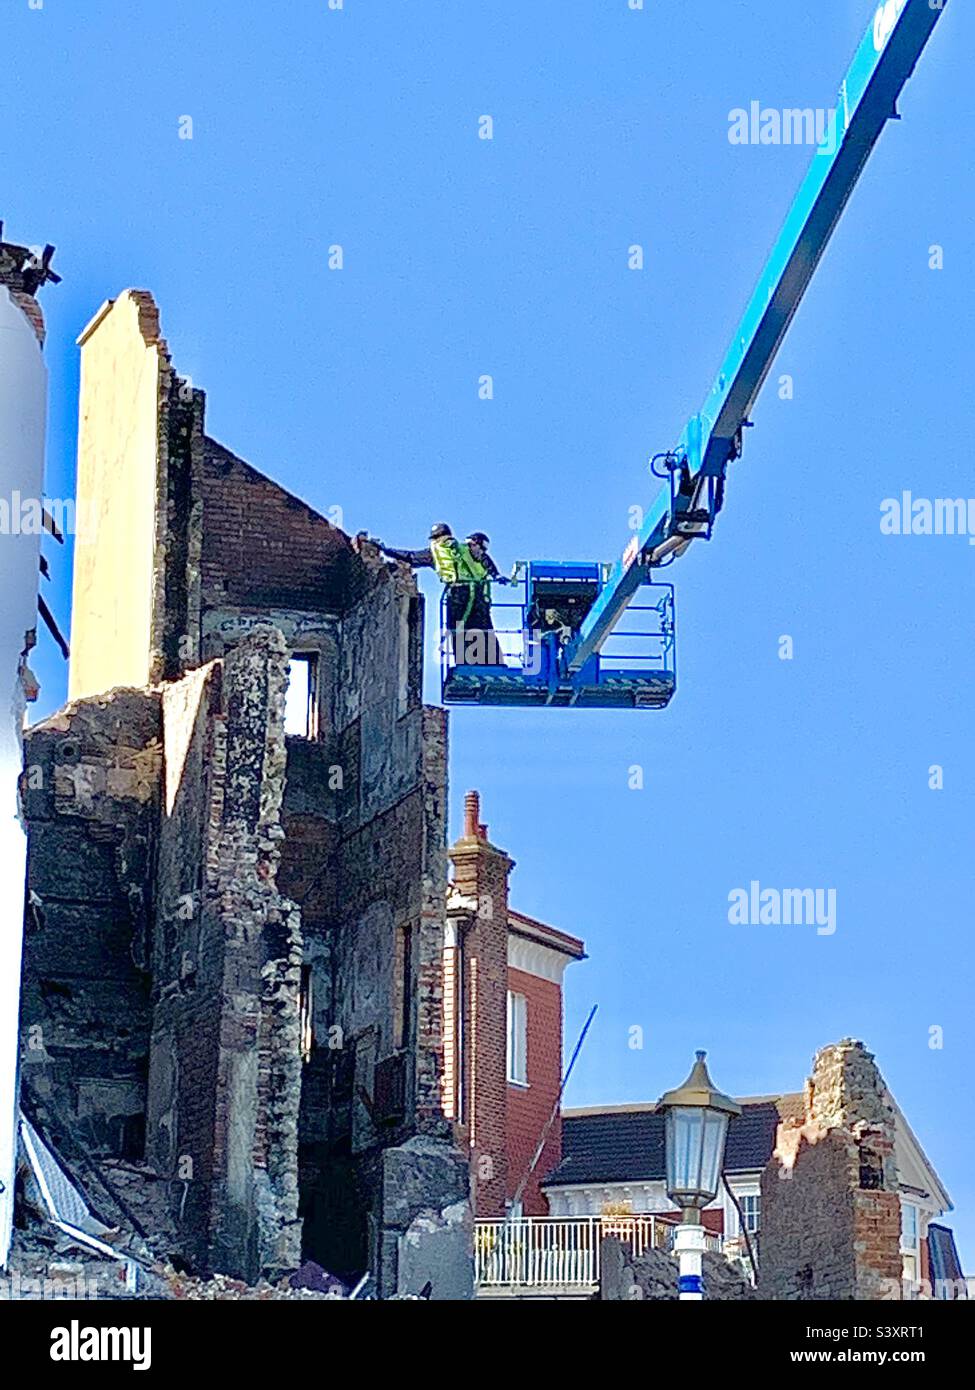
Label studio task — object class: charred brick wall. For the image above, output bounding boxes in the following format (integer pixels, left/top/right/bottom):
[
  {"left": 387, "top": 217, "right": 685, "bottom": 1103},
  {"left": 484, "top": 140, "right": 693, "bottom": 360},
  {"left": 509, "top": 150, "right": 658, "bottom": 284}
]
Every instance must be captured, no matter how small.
[
  {"left": 146, "top": 631, "right": 303, "bottom": 1280},
  {"left": 199, "top": 439, "right": 352, "bottom": 620},
  {"left": 23, "top": 287, "right": 469, "bottom": 1293},
  {"left": 19, "top": 689, "right": 161, "bottom": 1159}
]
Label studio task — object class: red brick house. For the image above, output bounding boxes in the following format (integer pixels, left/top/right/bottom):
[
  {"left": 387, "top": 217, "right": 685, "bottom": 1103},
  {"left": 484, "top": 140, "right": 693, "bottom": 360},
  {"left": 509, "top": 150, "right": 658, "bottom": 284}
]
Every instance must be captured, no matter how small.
[{"left": 442, "top": 792, "right": 585, "bottom": 1217}]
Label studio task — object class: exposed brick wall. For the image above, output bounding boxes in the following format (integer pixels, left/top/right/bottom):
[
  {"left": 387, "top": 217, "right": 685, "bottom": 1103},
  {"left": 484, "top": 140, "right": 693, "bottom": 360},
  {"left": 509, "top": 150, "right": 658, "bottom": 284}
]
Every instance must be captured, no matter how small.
[
  {"left": 200, "top": 440, "right": 353, "bottom": 616},
  {"left": 10, "top": 289, "right": 45, "bottom": 345},
  {"left": 449, "top": 793, "right": 512, "bottom": 1217},
  {"left": 758, "top": 1040, "right": 903, "bottom": 1301},
  {"left": 506, "top": 966, "right": 563, "bottom": 1216},
  {"left": 144, "top": 631, "right": 303, "bottom": 1279},
  {"left": 416, "top": 707, "right": 449, "bottom": 1132},
  {"left": 19, "top": 690, "right": 161, "bottom": 1159},
  {"left": 152, "top": 372, "right": 204, "bottom": 683},
  {"left": 0, "top": 236, "right": 49, "bottom": 344}
]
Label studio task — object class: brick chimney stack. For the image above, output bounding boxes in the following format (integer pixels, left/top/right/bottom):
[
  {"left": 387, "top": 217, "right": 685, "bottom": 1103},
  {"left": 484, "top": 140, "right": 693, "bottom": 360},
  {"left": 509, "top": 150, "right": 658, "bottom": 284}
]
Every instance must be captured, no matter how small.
[
  {"left": 448, "top": 791, "right": 513, "bottom": 1217},
  {"left": 462, "top": 789, "right": 490, "bottom": 842}
]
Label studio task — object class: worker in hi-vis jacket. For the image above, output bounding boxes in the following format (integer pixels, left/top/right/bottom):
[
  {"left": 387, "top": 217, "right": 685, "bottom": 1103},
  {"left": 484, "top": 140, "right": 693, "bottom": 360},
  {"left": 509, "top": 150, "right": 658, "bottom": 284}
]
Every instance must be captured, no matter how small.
[{"left": 379, "top": 523, "right": 507, "bottom": 664}]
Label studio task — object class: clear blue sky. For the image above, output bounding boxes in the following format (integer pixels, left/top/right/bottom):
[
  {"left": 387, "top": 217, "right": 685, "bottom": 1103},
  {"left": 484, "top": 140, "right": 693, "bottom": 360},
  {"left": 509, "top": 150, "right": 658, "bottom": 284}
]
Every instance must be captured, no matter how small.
[{"left": 5, "top": 1, "right": 972, "bottom": 1266}]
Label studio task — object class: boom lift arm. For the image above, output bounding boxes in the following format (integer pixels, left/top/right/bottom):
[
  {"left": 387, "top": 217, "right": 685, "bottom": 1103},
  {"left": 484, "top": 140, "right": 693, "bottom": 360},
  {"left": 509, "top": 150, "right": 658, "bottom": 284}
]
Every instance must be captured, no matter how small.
[
  {"left": 441, "top": 0, "right": 948, "bottom": 710},
  {"left": 566, "top": 0, "right": 948, "bottom": 674}
]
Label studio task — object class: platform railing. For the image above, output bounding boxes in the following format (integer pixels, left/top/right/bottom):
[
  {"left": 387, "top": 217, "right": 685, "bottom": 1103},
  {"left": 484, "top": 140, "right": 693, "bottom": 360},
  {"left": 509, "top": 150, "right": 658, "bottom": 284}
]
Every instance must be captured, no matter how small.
[
  {"left": 474, "top": 1215, "right": 720, "bottom": 1291},
  {"left": 439, "top": 578, "right": 675, "bottom": 681}
]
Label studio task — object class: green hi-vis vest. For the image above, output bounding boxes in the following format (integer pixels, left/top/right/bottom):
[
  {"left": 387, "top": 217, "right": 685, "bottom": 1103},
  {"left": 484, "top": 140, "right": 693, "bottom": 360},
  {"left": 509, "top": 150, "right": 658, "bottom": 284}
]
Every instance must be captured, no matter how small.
[{"left": 431, "top": 537, "right": 487, "bottom": 587}]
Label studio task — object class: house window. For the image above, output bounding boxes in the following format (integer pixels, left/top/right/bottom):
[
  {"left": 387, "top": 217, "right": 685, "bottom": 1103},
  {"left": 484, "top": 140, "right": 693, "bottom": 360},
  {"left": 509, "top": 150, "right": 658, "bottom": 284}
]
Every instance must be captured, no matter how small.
[
  {"left": 285, "top": 654, "right": 318, "bottom": 738},
  {"left": 506, "top": 991, "right": 527, "bottom": 1085},
  {"left": 739, "top": 1193, "right": 761, "bottom": 1234},
  {"left": 901, "top": 1201, "right": 920, "bottom": 1290}
]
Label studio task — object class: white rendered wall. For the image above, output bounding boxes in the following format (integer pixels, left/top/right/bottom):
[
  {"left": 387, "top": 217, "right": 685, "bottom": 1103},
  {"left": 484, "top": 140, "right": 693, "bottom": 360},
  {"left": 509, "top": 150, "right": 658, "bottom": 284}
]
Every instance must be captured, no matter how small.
[{"left": 0, "top": 287, "right": 46, "bottom": 1266}]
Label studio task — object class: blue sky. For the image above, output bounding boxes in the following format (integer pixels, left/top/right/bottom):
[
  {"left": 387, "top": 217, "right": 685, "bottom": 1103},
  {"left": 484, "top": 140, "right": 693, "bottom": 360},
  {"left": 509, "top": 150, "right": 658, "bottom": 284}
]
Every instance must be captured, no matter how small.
[{"left": 5, "top": 1, "right": 972, "bottom": 1265}]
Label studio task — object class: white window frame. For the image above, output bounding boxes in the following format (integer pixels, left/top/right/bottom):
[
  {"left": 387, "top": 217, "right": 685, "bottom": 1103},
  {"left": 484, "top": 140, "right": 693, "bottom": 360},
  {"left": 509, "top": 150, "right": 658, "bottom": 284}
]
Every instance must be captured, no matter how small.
[
  {"left": 900, "top": 1200, "right": 919, "bottom": 1254},
  {"left": 901, "top": 1200, "right": 920, "bottom": 1295},
  {"left": 506, "top": 990, "right": 528, "bottom": 1086},
  {"left": 723, "top": 1181, "right": 760, "bottom": 1238},
  {"left": 738, "top": 1191, "right": 761, "bottom": 1234}
]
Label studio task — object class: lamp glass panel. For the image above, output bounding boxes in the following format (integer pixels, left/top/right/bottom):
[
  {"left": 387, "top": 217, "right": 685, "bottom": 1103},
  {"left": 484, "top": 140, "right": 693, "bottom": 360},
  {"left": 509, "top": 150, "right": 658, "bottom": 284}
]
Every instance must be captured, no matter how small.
[
  {"left": 665, "top": 1105, "right": 730, "bottom": 1206},
  {"left": 666, "top": 1106, "right": 703, "bottom": 1201},
  {"left": 699, "top": 1109, "right": 729, "bottom": 1200}
]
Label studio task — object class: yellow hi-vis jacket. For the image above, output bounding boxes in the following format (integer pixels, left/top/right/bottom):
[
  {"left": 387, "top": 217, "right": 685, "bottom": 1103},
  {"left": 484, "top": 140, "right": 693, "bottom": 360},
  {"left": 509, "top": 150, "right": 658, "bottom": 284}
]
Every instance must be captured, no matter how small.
[{"left": 431, "top": 537, "right": 487, "bottom": 587}]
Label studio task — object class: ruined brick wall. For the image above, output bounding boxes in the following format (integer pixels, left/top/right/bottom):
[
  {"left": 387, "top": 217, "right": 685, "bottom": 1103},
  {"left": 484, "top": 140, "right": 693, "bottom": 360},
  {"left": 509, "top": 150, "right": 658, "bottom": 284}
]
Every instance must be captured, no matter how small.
[
  {"left": 19, "top": 690, "right": 161, "bottom": 1158},
  {"left": 28, "top": 287, "right": 468, "bottom": 1291},
  {"left": 0, "top": 235, "right": 48, "bottom": 344},
  {"left": 191, "top": 456, "right": 455, "bottom": 1284},
  {"left": 758, "top": 1040, "right": 902, "bottom": 1300},
  {"left": 146, "top": 631, "right": 303, "bottom": 1280},
  {"left": 415, "top": 707, "right": 449, "bottom": 1131},
  {"left": 200, "top": 440, "right": 351, "bottom": 618}
]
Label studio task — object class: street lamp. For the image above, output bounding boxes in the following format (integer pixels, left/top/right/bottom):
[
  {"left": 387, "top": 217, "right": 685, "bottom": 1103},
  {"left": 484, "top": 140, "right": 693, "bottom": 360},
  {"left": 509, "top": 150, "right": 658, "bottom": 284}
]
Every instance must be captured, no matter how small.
[{"left": 658, "top": 1050, "right": 741, "bottom": 1301}]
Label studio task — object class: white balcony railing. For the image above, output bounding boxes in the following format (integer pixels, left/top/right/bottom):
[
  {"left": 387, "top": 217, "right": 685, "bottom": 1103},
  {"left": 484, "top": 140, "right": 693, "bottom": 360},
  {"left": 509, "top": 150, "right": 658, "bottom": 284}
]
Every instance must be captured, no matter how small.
[{"left": 474, "top": 1216, "right": 722, "bottom": 1292}]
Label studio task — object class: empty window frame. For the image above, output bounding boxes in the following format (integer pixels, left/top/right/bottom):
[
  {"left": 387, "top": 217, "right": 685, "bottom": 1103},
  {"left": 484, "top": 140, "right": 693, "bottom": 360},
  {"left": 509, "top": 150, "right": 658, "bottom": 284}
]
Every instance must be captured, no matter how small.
[
  {"left": 393, "top": 924, "right": 413, "bottom": 1051},
  {"left": 299, "top": 965, "right": 314, "bottom": 1064},
  {"left": 285, "top": 654, "right": 319, "bottom": 738}
]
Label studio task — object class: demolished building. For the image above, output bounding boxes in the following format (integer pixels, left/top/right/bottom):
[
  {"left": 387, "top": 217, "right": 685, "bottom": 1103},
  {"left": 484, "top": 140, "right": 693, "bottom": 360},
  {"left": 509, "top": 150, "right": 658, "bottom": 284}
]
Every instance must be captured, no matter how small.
[{"left": 17, "top": 290, "right": 470, "bottom": 1295}]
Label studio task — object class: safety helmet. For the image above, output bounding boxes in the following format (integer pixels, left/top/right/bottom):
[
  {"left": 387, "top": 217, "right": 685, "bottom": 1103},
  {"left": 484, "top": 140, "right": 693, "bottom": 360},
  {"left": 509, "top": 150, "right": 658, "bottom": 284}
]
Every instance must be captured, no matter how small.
[
  {"left": 467, "top": 531, "right": 490, "bottom": 546},
  {"left": 429, "top": 523, "right": 452, "bottom": 540}
]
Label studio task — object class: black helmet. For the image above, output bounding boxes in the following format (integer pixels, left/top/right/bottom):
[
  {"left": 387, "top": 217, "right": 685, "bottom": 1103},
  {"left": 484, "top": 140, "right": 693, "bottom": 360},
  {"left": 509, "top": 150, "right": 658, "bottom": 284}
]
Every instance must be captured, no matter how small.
[
  {"left": 467, "top": 531, "right": 490, "bottom": 546},
  {"left": 429, "top": 523, "right": 452, "bottom": 539}
]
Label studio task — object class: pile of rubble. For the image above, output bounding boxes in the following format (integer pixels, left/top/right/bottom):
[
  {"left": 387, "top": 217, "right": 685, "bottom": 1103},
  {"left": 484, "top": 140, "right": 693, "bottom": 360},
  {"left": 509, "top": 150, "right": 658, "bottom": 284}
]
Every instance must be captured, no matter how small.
[
  {"left": 163, "top": 1268, "right": 351, "bottom": 1301},
  {"left": 600, "top": 1236, "right": 756, "bottom": 1301}
]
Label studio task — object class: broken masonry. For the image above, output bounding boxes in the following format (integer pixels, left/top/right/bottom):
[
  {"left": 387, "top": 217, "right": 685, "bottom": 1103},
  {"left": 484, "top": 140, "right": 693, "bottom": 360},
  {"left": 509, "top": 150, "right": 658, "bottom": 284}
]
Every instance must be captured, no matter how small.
[{"left": 17, "top": 290, "right": 471, "bottom": 1296}]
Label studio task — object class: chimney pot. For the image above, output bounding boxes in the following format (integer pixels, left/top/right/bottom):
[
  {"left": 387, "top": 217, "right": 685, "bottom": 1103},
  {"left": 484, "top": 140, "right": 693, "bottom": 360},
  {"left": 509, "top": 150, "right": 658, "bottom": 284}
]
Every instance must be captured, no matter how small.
[{"left": 464, "top": 790, "right": 480, "bottom": 839}]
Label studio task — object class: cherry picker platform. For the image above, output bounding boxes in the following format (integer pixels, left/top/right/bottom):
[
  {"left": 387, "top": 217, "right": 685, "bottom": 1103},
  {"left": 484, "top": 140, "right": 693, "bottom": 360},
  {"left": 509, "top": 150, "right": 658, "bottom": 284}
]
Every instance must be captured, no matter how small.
[{"left": 441, "top": 561, "right": 675, "bottom": 710}]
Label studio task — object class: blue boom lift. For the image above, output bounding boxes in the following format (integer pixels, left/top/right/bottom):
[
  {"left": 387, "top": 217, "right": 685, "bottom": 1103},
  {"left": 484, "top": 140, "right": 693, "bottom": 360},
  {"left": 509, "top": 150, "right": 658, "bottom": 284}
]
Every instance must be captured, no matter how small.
[{"left": 442, "top": 0, "right": 948, "bottom": 710}]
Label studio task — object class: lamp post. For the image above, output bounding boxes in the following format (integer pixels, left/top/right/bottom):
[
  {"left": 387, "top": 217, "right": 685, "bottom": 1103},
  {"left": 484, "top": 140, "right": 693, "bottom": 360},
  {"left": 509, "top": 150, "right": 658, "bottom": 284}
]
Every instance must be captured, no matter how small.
[{"left": 658, "top": 1051, "right": 741, "bottom": 1301}]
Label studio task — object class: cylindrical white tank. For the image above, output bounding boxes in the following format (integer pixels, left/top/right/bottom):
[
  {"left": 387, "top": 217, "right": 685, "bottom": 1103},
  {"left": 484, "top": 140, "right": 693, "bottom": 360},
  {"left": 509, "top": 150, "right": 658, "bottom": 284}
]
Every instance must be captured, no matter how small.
[{"left": 0, "top": 284, "right": 46, "bottom": 1268}]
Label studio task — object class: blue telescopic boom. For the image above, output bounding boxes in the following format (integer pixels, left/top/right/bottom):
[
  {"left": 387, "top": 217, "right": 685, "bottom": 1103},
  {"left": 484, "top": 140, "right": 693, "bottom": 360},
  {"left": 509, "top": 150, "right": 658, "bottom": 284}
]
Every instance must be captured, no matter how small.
[{"left": 567, "top": 0, "right": 948, "bottom": 674}]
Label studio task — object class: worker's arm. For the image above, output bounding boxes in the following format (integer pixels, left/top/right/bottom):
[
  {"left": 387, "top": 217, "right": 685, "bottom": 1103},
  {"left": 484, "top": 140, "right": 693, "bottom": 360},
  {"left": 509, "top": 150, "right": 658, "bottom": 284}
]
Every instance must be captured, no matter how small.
[
  {"left": 474, "top": 546, "right": 510, "bottom": 583},
  {"left": 381, "top": 546, "right": 435, "bottom": 568}
]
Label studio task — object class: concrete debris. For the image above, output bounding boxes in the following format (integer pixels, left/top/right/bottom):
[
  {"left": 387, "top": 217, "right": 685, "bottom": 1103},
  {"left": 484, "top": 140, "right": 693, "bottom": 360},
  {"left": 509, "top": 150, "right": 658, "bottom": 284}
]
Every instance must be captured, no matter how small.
[{"left": 398, "top": 1201, "right": 474, "bottom": 1301}]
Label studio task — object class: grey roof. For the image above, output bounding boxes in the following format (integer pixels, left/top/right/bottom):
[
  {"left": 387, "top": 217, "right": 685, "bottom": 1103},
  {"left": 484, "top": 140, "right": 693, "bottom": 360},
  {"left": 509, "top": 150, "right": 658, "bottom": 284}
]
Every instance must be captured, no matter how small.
[
  {"left": 543, "top": 1100, "right": 788, "bottom": 1188},
  {"left": 927, "top": 1224, "right": 965, "bottom": 1284}
]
